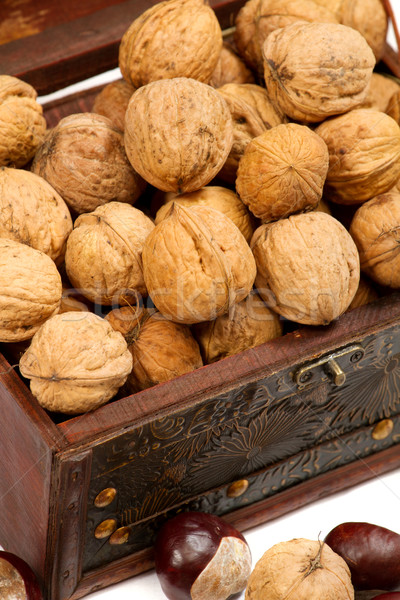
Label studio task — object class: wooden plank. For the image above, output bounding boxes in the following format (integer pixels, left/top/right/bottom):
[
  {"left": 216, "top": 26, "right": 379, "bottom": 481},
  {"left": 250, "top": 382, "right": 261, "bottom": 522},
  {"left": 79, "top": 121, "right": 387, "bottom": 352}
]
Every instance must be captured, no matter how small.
[
  {"left": 0, "top": 355, "right": 65, "bottom": 582},
  {"left": 0, "top": 0, "right": 246, "bottom": 96}
]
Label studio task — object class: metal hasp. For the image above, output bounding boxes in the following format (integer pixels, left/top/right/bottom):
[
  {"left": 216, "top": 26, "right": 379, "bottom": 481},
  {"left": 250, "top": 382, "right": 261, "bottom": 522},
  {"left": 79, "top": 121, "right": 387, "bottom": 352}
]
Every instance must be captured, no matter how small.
[{"left": 294, "top": 343, "right": 365, "bottom": 388}]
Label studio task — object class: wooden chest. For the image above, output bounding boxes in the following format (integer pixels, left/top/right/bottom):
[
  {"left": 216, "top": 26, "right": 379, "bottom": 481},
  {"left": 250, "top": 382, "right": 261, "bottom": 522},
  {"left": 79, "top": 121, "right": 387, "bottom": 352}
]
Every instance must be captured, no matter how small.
[{"left": 1, "top": 1, "right": 400, "bottom": 599}]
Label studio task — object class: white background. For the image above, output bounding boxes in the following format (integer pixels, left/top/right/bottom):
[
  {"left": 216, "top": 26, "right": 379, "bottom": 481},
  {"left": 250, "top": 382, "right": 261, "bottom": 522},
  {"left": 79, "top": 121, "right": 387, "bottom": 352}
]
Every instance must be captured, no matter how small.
[{"left": 2, "top": 6, "right": 400, "bottom": 600}]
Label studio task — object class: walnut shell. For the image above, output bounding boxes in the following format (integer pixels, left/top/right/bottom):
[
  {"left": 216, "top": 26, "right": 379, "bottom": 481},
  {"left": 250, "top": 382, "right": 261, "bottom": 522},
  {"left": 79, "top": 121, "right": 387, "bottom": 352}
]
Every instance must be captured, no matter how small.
[
  {"left": 119, "top": 0, "right": 222, "bottom": 88},
  {"left": 349, "top": 192, "right": 400, "bottom": 288},
  {"left": 65, "top": 202, "right": 155, "bottom": 305},
  {"left": 0, "top": 167, "right": 72, "bottom": 265},
  {"left": 263, "top": 22, "right": 375, "bottom": 123},
  {"left": 245, "top": 538, "right": 354, "bottom": 600},
  {"left": 0, "top": 238, "right": 62, "bottom": 342},
  {"left": 19, "top": 311, "right": 132, "bottom": 414},
  {"left": 124, "top": 78, "right": 233, "bottom": 193},
  {"left": 217, "top": 82, "right": 286, "bottom": 183},
  {"left": 315, "top": 109, "right": 400, "bottom": 204},
  {"left": 0, "top": 75, "right": 47, "bottom": 168},
  {"left": 347, "top": 276, "right": 379, "bottom": 311},
  {"left": 155, "top": 186, "right": 255, "bottom": 243},
  {"left": 106, "top": 307, "right": 203, "bottom": 392},
  {"left": 32, "top": 112, "right": 146, "bottom": 214},
  {"left": 236, "top": 123, "right": 329, "bottom": 222},
  {"left": 387, "top": 89, "right": 400, "bottom": 125},
  {"left": 360, "top": 73, "right": 400, "bottom": 112},
  {"left": 192, "top": 290, "right": 282, "bottom": 363},
  {"left": 142, "top": 204, "right": 256, "bottom": 324},
  {"left": 234, "top": 0, "right": 338, "bottom": 76},
  {"left": 92, "top": 79, "right": 136, "bottom": 131},
  {"left": 251, "top": 212, "right": 360, "bottom": 325},
  {"left": 313, "top": 0, "right": 388, "bottom": 61},
  {"left": 209, "top": 43, "right": 256, "bottom": 88}
]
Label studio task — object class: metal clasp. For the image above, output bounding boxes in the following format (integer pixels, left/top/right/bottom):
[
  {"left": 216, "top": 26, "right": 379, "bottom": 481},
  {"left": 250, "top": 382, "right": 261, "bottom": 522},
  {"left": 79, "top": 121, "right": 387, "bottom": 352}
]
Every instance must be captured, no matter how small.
[{"left": 294, "top": 343, "right": 364, "bottom": 389}]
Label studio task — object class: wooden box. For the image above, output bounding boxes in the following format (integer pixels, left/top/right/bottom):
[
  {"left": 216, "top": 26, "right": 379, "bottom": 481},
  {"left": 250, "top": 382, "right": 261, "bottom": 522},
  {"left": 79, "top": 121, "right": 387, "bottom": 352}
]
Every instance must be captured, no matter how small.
[{"left": 1, "top": 2, "right": 400, "bottom": 599}]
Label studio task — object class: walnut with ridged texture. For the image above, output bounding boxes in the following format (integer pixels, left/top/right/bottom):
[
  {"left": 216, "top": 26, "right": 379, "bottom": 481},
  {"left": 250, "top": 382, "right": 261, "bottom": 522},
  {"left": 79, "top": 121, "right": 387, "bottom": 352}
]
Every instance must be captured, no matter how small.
[
  {"left": 106, "top": 307, "right": 203, "bottom": 392},
  {"left": 192, "top": 291, "right": 283, "bottom": 363},
  {"left": 19, "top": 312, "right": 133, "bottom": 415},
  {"left": 315, "top": 109, "right": 400, "bottom": 205},
  {"left": 142, "top": 204, "right": 256, "bottom": 324},
  {"left": 119, "top": 0, "right": 222, "bottom": 88},
  {"left": 0, "top": 167, "right": 72, "bottom": 265},
  {"left": 263, "top": 22, "right": 375, "bottom": 123},
  {"left": 0, "top": 238, "right": 62, "bottom": 342},
  {"left": 209, "top": 43, "right": 255, "bottom": 88},
  {"left": 251, "top": 212, "right": 360, "bottom": 325},
  {"left": 234, "top": 0, "right": 338, "bottom": 76},
  {"left": 65, "top": 202, "right": 155, "bottom": 305},
  {"left": 155, "top": 186, "right": 254, "bottom": 243},
  {"left": 236, "top": 123, "right": 329, "bottom": 222},
  {"left": 217, "top": 83, "right": 286, "bottom": 184},
  {"left": 124, "top": 78, "right": 233, "bottom": 194},
  {"left": 311, "top": 0, "right": 388, "bottom": 61},
  {"left": 92, "top": 79, "right": 136, "bottom": 131},
  {"left": 349, "top": 192, "right": 400, "bottom": 289},
  {"left": 0, "top": 75, "right": 46, "bottom": 168},
  {"left": 32, "top": 113, "right": 146, "bottom": 214}
]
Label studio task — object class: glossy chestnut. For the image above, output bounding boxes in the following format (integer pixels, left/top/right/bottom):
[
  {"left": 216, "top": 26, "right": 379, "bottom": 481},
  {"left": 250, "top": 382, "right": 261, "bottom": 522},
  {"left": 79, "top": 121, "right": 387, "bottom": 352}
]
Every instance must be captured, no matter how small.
[
  {"left": 0, "top": 550, "right": 43, "bottom": 599},
  {"left": 324, "top": 522, "right": 400, "bottom": 590},
  {"left": 154, "top": 511, "right": 252, "bottom": 600}
]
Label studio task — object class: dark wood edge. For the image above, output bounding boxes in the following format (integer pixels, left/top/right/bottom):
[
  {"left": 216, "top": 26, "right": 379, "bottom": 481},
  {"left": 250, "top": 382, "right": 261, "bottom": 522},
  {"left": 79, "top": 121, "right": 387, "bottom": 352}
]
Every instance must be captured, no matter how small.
[
  {"left": 1, "top": 0, "right": 246, "bottom": 96},
  {"left": 64, "top": 442, "right": 400, "bottom": 599},
  {"left": 56, "top": 291, "right": 400, "bottom": 445},
  {"left": 46, "top": 449, "right": 92, "bottom": 600}
]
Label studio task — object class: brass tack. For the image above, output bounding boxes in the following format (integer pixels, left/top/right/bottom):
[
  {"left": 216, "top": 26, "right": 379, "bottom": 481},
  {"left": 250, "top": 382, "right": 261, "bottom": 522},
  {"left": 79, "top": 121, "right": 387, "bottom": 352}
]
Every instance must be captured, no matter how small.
[
  {"left": 227, "top": 479, "right": 249, "bottom": 498},
  {"left": 94, "top": 487, "right": 117, "bottom": 508},
  {"left": 109, "top": 526, "right": 130, "bottom": 545},
  {"left": 95, "top": 519, "right": 117, "bottom": 539},
  {"left": 372, "top": 419, "right": 394, "bottom": 440}
]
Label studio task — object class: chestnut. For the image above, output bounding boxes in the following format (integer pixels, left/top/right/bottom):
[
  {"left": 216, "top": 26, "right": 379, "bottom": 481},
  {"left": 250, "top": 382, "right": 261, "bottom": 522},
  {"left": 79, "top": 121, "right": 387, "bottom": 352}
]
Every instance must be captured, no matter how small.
[
  {"left": 324, "top": 522, "right": 400, "bottom": 591},
  {"left": 153, "top": 511, "right": 252, "bottom": 600},
  {"left": 0, "top": 550, "right": 43, "bottom": 599}
]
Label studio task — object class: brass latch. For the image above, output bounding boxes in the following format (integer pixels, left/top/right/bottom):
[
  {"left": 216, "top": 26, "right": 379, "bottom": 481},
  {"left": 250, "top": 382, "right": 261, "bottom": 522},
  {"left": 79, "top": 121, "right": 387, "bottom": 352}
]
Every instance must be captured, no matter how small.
[{"left": 294, "top": 343, "right": 365, "bottom": 388}]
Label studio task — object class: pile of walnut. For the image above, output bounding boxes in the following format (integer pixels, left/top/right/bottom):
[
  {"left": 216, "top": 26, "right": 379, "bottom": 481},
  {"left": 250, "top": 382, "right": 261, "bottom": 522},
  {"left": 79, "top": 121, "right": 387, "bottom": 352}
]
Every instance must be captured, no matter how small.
[{"left": 0, "top": 0, "right": 399, "bottom": 415}]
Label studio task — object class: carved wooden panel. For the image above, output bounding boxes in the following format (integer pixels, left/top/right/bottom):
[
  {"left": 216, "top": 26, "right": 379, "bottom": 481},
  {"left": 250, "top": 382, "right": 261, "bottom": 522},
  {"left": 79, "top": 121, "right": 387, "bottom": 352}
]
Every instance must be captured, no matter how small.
[{"left": 81, "top": 323, "right": 400, "bottom": 572}]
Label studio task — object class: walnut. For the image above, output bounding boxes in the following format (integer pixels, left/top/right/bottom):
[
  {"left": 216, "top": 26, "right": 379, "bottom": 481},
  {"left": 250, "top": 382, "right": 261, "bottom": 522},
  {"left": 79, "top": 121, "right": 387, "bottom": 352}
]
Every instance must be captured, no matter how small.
[
  {"left": 234, "top": 0, "right": 338, "bottom": 76},
  {"left": 236, "top": 123, "right": 329, "bottom": 222},
  {"left": 245, "top": 538, "right": 354, "bottom": 600},
  {"left": 0, "top": 238, "right": 62, "bottom": 342},
  {"left": 92, "top": 79, "right": 136, "bottom": 131},
  {"left": 59, "top": 284, "right": 91, "bottom": 314},
  {"left": 155, "top": 186, "right": 255, "bottom": 243},
  {"left": 360, "top": 73, "right": 400, "bottom": 112},
  {"left": 216, "top": 83, "right": 286, "bottom": 183},
  {"left": 251, "top": 212, "right": 360, "bottom": 325},
  {"left": 347, "top": 276, "right": 379, "bottom": 311},
  {"left": 106, "top": 307, "right": 203, "bottom": 392},
  {"left": 209, "top": 43, "right": 255, "bottom": 88},
  {"left": 0, "top": 75, "right": 47, "bottom": 168},
  {"left": 64, "top": 202, "right": 155, "bottom": 305},
  {"left": 124, "top": 78, "right": 233, "bottom": 194},
  {"left": 142, "top": 204, "right": 256, "bottom": 324},
  {"left": 192, "top": 290, "right": 282, "bottom": 363},
  {"left": 263, "top": 22, "right": 375, "bottom": 123},
  {"left": 119, "top": 0, "right": 222, "bottom": 88},
  {"left": 19, "top": 311, "right": 132, "bottom": 414},
  {"left": 315, "top": 109, "right": 400, "bottom": 204},
  {"left": 349, "top": 192, "right": 400, "bottom": 288},
  {"left": 32, "top": 112, "right": 146, "bottom": 214},
  {"left": 387, "top": 89, "right": 400, "bottom": 125},
  {"left": 312, "top": 0, "right": 388, "bottom": 61},
  {"left": 0, "top": 167, "right": 72, "bottom": 265}
]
